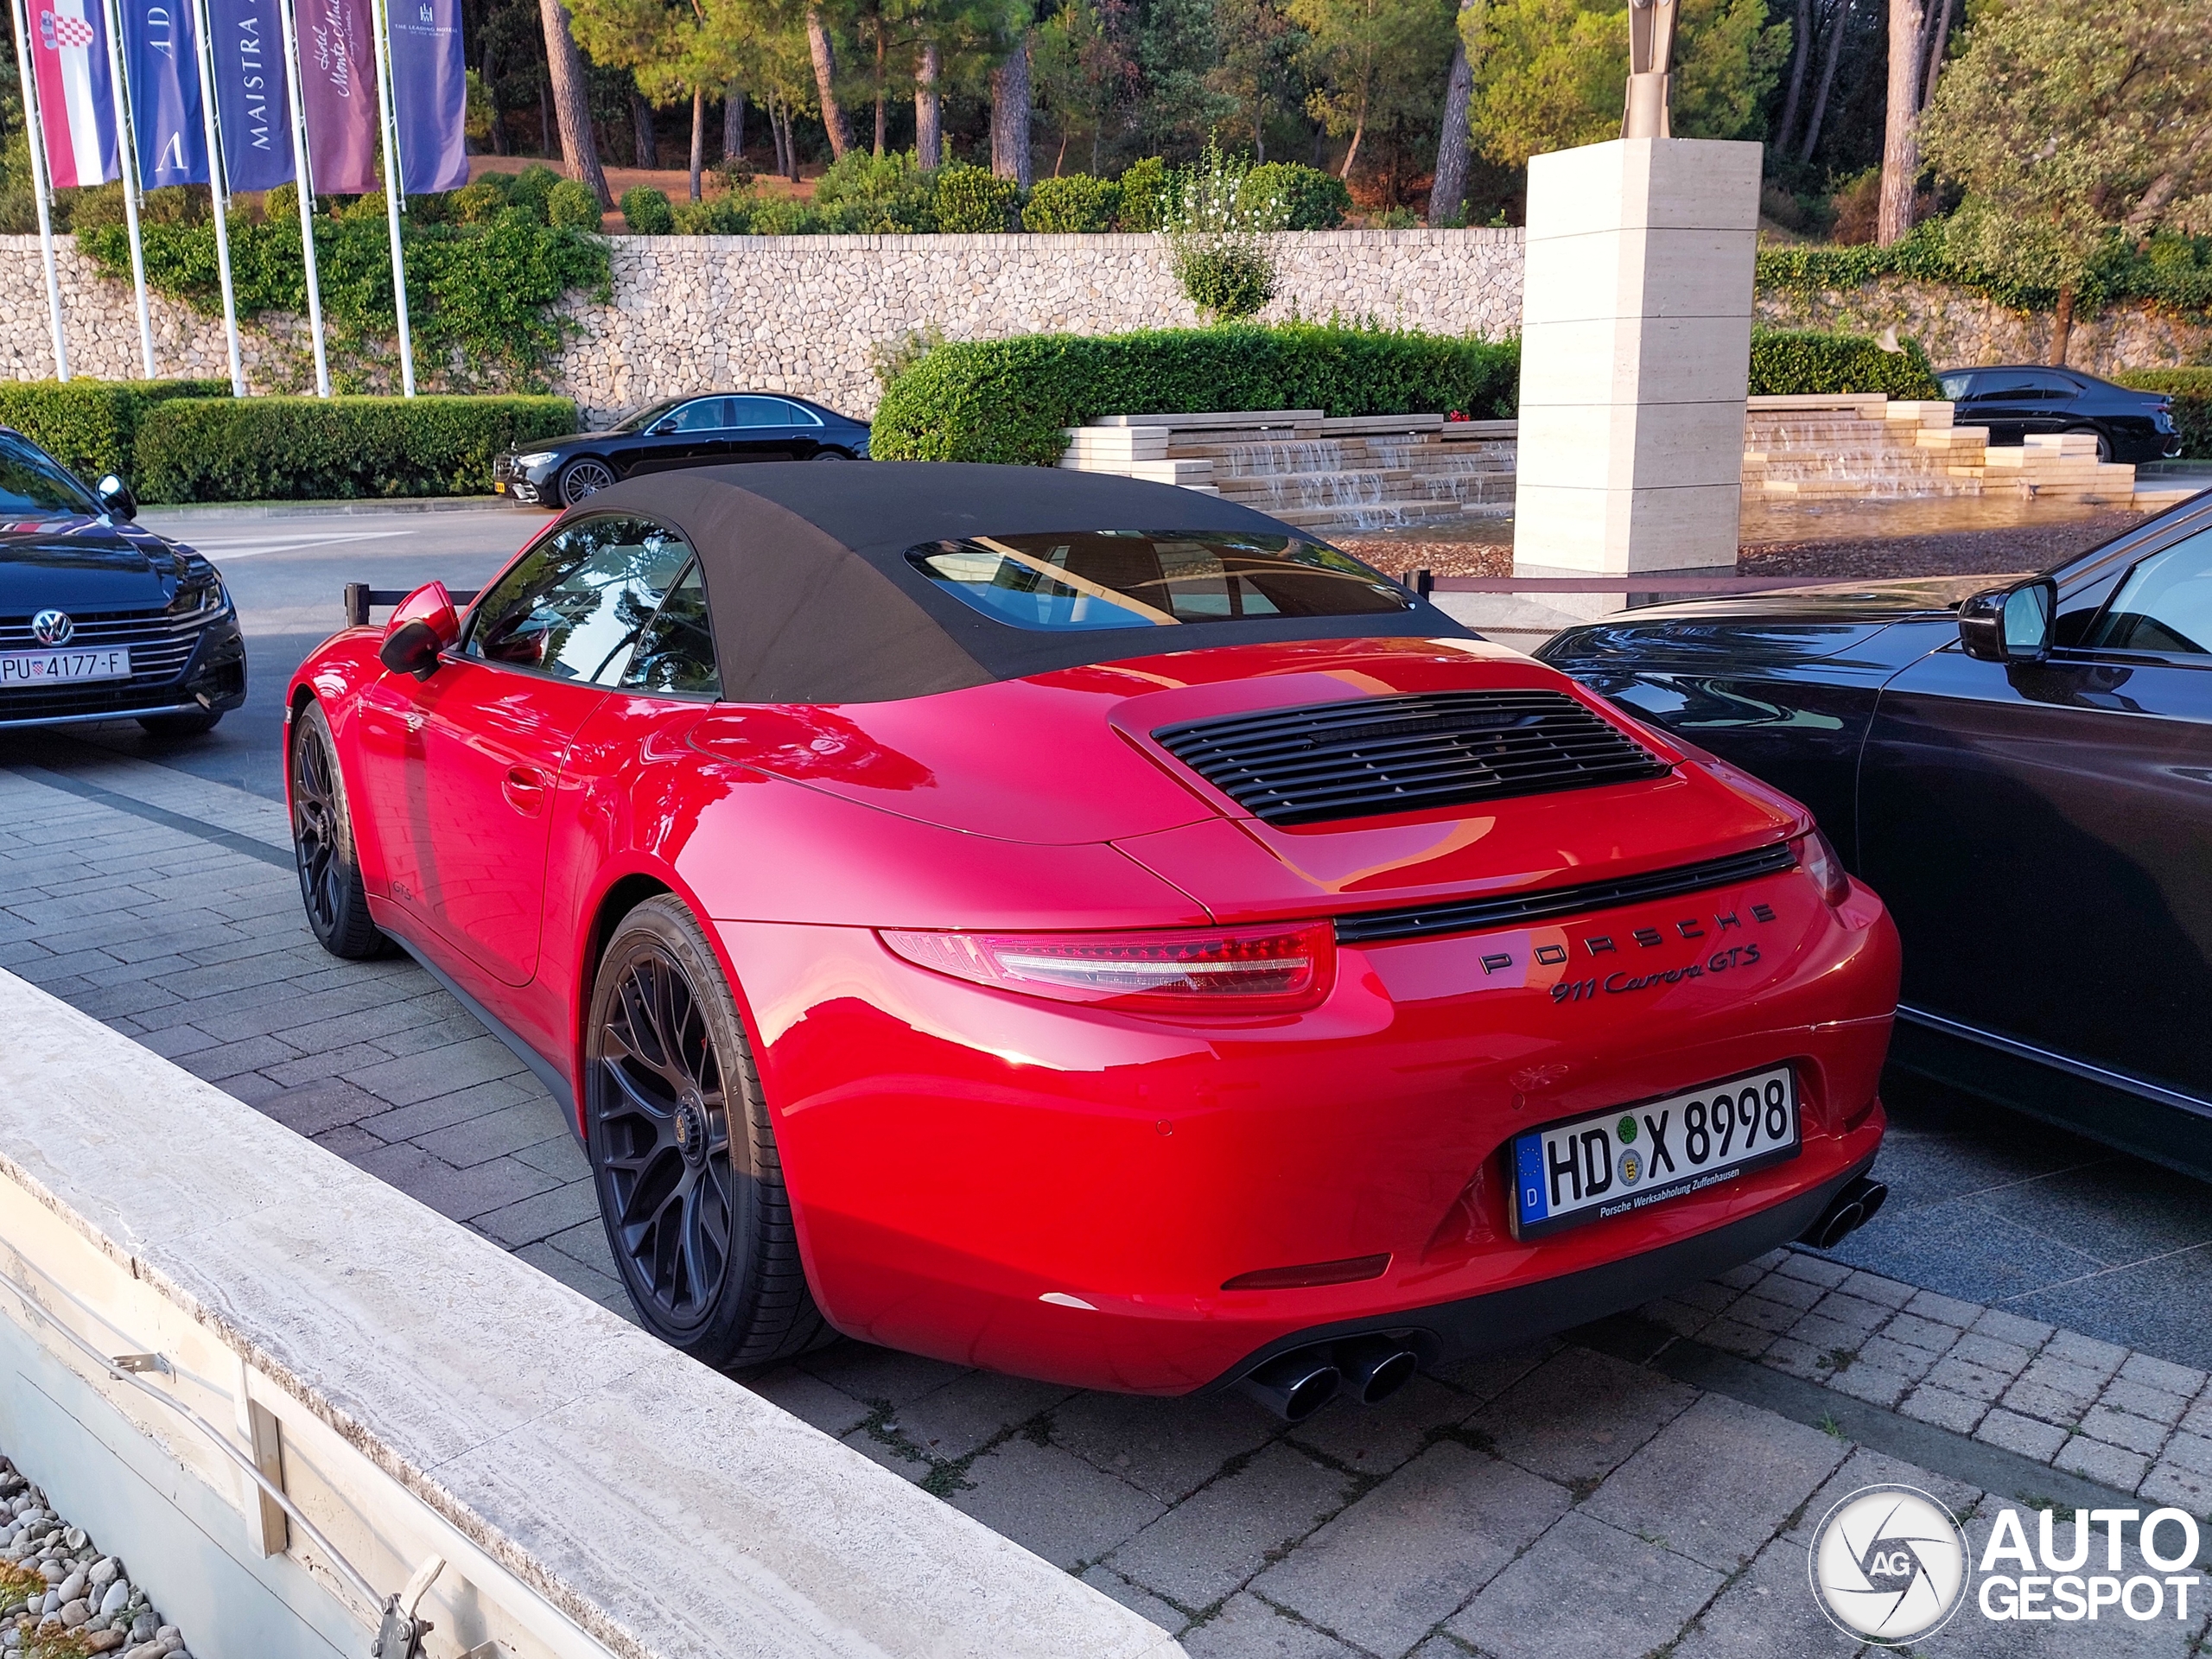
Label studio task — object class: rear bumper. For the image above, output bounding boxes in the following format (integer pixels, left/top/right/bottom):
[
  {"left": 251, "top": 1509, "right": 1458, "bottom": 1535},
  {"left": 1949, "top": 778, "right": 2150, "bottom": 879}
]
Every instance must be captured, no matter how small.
[{"left": 713, "top": 867, "right": 1900, "bottom": 1395}]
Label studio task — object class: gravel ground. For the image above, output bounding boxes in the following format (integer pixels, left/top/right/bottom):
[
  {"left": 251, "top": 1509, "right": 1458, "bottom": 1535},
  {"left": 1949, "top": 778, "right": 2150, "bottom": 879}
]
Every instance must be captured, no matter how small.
[
  {"left": 1338, "top": 508, "right": 2151, "bottom": 583},
  {"left": 0, "top": 1458, "right": 188, "bottom": 1658}
]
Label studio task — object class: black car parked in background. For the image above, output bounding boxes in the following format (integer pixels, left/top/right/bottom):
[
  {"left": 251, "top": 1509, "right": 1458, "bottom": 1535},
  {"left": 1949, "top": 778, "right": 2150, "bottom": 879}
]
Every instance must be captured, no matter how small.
[
  {"left": 1935, "top": 365, "right": 2181, "bottom": 463},
  {"left": 0, "top": 430, "right": 245, "bottom": 737},
  {"left": 1540, "top": 494, "right": 2212, "bottom": 1179},
  {"left": 494, "top": 393, "right": 872, "bottom": 507}
]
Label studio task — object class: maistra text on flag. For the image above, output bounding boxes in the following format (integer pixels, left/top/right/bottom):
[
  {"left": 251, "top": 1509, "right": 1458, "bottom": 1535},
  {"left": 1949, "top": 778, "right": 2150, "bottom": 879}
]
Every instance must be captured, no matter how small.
[
  {"left": 204, "top": 0, "right": 294, "bottom": 192},
  {"left": 388, "top": 0, "right": 466, "bottom": 194},
  {"left": 298, "top": 0, "right": 376, "bottom": 194},
  {"left": 119, "top": 0, "right": 211, "bottom": 186},
  {"left": 30, "top": 0, "right": 122, "bottom": 188}
]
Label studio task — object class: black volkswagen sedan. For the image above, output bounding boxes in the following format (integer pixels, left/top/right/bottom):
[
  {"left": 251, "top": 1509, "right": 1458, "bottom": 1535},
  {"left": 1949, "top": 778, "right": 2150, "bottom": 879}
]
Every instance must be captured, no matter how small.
[
  {"left": 1540, "top": 493, "right": 2212, "bottom": 1179},
  {"left": 493, "top": 392, "right": 871, "bottom": 508},
  {"left": 1935, "top": 365, "right": 2181, "bottom": 463},
  {"left": 0, "top": 429, "right": 245, "bottom": 736}
]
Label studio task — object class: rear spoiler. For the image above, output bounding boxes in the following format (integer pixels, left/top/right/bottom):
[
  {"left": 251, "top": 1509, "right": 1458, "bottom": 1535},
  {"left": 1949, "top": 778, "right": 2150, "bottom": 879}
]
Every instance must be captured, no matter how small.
[{"left": 342, "top": 582, "right": 480, "bottom": 629}]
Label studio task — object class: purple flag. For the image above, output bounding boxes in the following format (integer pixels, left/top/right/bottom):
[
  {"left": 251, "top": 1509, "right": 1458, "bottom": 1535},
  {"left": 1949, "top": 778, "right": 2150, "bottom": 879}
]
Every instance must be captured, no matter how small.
[
  {"left": 204, "top": 0, "right": 293, "bottom": 192},
  {"left": 118, "top": 0, "right": 210, "bottom": 186},
  {"left": 389, "top": 0, "right": 466, "bottom": 194},
  {"left": 297, "top": 0, "right": 375, "bottom": 194}
]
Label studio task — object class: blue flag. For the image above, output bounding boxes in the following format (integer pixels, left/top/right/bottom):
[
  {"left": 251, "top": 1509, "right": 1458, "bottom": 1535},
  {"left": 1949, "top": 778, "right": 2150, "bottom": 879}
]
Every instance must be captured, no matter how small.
[
  {"left": 202, "top": 0, "right": 293, "bottom": 192},
  {"left": 118, "top": 0, "right": 210, "bottom": 186},
  {"left": 388, "top": 0, "right": 467, "bottom": 194}
]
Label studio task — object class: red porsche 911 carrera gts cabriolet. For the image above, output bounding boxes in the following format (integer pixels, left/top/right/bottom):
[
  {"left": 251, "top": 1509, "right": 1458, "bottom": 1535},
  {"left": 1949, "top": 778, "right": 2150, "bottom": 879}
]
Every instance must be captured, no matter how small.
[{"left": 287, "top": 463, "right": 1898, "bottom": 1421}]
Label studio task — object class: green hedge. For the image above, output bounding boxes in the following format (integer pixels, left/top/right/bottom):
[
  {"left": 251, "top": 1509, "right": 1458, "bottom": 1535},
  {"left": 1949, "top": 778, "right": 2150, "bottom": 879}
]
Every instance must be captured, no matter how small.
[
  {"left": 2113, "top": 369, "right": 2212, "bottom": 459},
  {"left": 1746, "top": 329, "right": 1942, "bottom": 399},
  {"left": 0, "top": 380, "right": 231, "bottom": 483},
  {"left": 872, "top": 326, "right": 1520, "bottom": 466},
  {"left": 133, "top": 395, "right": 576, "bottom": 503},
  {"left": 1755, "top": 225, "right": 2212, "bottom": 319}
]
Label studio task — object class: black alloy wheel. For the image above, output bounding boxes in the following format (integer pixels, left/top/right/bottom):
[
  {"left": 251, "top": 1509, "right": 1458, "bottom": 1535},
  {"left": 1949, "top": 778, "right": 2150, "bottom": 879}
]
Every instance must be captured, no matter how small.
[
  {"left": 585, "top": 896, "right": 829, "bottom": 1367},
  {"left": 137, "top": 708, "right": 222, "bottom": 737},
  {"left": 2069, "top": 426, "right": 2114, "bottom": 464},
  {"left": 810, "top": 448, "right": 849, "bottom": 461},
  {"left": 559, "top": 457, "right": 617, "bottom": 506},
  {"left": 289, "top": 700, "right": 388, "bottom": 958}
]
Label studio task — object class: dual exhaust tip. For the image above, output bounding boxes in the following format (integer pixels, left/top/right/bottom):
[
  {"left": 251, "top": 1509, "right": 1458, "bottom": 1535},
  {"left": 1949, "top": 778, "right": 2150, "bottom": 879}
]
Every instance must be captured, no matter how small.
[
  {"left": 1242, "top": 1173, "right": 1888, "bottom": 1423},
  {"left": 1235, "top": 1337, "right": 1420, "bottom": 1422},
  {"left": 1798, "top": 1175, "right": 1889, "bottom": 1251}
]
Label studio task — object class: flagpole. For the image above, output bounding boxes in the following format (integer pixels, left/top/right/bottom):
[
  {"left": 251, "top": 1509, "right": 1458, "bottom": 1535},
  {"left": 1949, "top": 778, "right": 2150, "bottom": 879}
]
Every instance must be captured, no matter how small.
[
  {"left": 275, "top": 0, "right": 332, "bottom": 397},
  {"left": 366, "top": 0, "right": 415, "bottom": 395},
  {"left": 8, "top": 0, "right": 70, "bottom": 379},
  {"left": 100, "top": 0, "right": 160, "bottom": 377},
  {"left": 190, "top": 0, "right": 246, "bottom": 394}
]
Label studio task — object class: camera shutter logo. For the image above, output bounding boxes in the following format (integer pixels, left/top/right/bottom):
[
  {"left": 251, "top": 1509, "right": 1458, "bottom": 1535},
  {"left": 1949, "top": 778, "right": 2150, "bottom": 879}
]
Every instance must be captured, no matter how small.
[
  {"left": 31, "top": 611, "right": 74, "bottom": 647},
  {"left": 1808, "top": 1484, "right": 1970, "bottom": 1643}
]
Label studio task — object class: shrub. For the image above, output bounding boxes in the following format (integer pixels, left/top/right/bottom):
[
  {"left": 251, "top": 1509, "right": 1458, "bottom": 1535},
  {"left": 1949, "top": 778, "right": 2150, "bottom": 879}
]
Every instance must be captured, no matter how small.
[
  {"left": 1746, "top": 328, "right": 1942, "bottom": 398},
  {"left": 873, "top": 325, "right": 1520, "bottom": 465},
  {"left": 814, "top": 149, "right": 934, "bottom": 231},
  {"left": 2113, "top": 368, "right": 2212, "bottom": 458},
  {"left": 133, "top": 394, "right": 578, "bottom": 503},
  {"left": 0, "top": 379, "right": 230, "bottom": 483},
  {"left": 448, "top": 177, "right": 512, "bottom": 224},
  {"left": 620, "top": 186, "right": 674, "bottom": 234},
  {"left": 1175, "top": 246, "right": 1275, "bottom": 322},
  {"left": 932, "top": 162, "right": 1021, "bottom": 233},
  {"left": 546, "top": 178, "right": 602, "bottom": 231},
  {"left": 1246, "top": 163, "right": 1349, "bottom": 231},
  {"left": 1166, "top": 142, "right": 1281, "bottom": 322},
  {"left": 1116, "top": 158, "right": 1176, "bottom": 232},
  {"left": 1022, "top": 175, "right": 1122, "bottom": 233},
  {"left": 508, "top": 164, "right": 562, "bottom": 222}
]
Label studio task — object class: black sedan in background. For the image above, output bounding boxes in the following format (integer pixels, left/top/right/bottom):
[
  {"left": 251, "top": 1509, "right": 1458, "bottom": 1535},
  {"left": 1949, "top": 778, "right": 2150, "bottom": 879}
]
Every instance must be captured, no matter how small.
[
  {"left": 1936, "top": 365, "right": 2181, "bottom": 462},
  {"left": 0, "top": 430, "right": 245, "bottom": 737},
  {"left": 494, "top": 392, "right": 872, "bottom": 507},
  {"left": 1541, "top": 494, "right": 2212, "bottom": 1179}
]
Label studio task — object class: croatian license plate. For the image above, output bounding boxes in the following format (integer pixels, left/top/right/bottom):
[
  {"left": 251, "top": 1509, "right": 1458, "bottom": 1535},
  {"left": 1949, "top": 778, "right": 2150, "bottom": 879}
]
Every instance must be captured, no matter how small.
[
  {"left": 0, "top": 646, "right": 130, "bottom": 686},
  {"left": 493, "top": 480, "right": 507, "bottom": 493},
  {"left": 1509, "top": 1065, "right": 1799, "bottom": 1240}
]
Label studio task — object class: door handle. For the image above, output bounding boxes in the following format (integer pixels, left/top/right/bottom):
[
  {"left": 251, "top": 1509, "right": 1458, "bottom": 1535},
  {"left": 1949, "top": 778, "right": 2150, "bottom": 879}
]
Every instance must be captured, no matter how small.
[{"left": 502, "top": 766, "right": 550, "bottom": 816}]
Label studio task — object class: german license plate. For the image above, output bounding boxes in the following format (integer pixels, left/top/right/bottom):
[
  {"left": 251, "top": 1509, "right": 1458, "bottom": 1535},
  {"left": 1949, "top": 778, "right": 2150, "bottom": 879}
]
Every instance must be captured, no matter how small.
[
  {"left": 0, "top": 646, "right": 130, "bottom": 686},
  {"left": 1510, "top": 1065, "right": 1800, "bottom": 1240}
]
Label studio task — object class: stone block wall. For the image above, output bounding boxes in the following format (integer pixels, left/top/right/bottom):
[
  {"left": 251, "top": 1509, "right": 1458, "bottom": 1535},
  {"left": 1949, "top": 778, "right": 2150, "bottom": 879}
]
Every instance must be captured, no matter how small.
[{"left": 0, "top": 228, "right": 1524, "bottom": 423}]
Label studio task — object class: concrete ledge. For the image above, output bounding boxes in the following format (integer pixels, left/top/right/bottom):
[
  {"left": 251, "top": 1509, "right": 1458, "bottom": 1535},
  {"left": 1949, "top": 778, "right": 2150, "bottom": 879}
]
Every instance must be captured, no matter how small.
[{"left": 0, "top": 969, "right": 1181, "bottom": 1659}]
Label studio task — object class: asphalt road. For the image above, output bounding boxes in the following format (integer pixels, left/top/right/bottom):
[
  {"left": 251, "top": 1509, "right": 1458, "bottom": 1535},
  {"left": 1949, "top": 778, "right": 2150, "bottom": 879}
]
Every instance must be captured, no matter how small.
[{"left": 100, "top": 500, "right": 551, "bottom": 801}]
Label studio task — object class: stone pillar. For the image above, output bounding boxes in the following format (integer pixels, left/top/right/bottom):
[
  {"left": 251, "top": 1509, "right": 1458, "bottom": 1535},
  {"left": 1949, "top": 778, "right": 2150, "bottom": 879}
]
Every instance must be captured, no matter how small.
[{"left": 1511, "top": 137, "right": 1761, "bottom": 583}]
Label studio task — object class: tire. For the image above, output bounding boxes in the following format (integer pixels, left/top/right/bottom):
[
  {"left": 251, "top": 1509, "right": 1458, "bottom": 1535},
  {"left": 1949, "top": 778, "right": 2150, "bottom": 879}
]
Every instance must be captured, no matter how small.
[
  {"left": 2069, "top": 427, "right": 2113, "bottom": 464},
  {"left": 289, "top": 700, "right": 390, "bottom": 960},
  {"left": 558, "top": 457, "right": 618, "bottom": 505},
  {"left": 137, "top": 708, "right": 221, "bottom": 737},
  {"left": 810, "top": 448, "right": 849, "bottom": 461},
  {"left": 584, "top": 895, "right": 830, "bottom": 1368}
]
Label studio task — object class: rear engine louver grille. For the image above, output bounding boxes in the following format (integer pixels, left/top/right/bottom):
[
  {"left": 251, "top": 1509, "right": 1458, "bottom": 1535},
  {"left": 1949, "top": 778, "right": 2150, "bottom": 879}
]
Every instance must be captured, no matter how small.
[{"left": 1153, "top": 690, "right": 1673, "bottom": 827}]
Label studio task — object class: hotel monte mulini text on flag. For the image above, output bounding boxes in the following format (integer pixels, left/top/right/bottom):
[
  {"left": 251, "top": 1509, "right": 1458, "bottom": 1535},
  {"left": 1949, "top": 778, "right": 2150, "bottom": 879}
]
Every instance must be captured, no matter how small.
[
  {"left": 389, "top": 0, "right": 467, "bottom": 194},
  {"left": 204, "top": 0, "right": 294, "bottom": 192},
  {"left": 29, "top": 0, "right": 122, "bottom": 188},
  {"left": 298, "top": 0, "right": 376, "bottom": 194},
  {"left": 118, "top": 0, "right": 211, "bottom": 186}
]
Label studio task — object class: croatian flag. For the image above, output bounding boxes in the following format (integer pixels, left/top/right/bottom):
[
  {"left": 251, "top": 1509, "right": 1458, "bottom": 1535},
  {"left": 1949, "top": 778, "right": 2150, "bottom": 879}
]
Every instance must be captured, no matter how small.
[{"left": 31, "top": 0, "right": 123, "bottom": 189}]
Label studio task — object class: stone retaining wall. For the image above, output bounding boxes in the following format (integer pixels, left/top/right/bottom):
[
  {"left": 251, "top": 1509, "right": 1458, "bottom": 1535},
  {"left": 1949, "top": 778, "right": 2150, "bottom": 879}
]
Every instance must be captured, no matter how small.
[
  {"left": 0, "top": 230, "right": 1523, "bottom": 423},
  {"left": 10, "top": 230, "right": 2209, "bottom": 429}
]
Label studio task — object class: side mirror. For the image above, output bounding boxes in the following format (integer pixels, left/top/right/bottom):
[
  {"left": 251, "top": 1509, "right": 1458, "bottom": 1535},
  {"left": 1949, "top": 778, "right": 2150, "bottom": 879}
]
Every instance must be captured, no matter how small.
[
  {"left": 94, "top": 474, "right": 137, "bottom": 521},
  {"left": 648, "top": 417, "right": 678, "bottom": 435},
  {"left": 378, "top": 582, "right": 461, "bottom": 682},
  {"left": 1959, "top": 576, "right": 2055, "bottom": 664}
]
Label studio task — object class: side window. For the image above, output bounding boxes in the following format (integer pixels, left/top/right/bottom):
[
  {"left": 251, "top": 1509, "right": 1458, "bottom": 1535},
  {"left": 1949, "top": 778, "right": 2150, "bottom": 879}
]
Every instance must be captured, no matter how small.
[
  {"left": 1974, "top": 371, "right": 2044, "bottom": 400},
  {"left": 1937, "top": 372, "right": 1974, "bottom": 401},
  {"left": 467, "top": 517, "right": 695, "bottom": 683},
  {"left": 728, "top": 397, "right": 792, "bottom": 428},
  {"left": 2080, "top": 528, "right": 2212, "bottom": 657},
  {"left": 668, "top": 398, "right": 732, "bottom": 432},
  {"left": 620, "top": 560, "right": 719, "bottom": 696}
]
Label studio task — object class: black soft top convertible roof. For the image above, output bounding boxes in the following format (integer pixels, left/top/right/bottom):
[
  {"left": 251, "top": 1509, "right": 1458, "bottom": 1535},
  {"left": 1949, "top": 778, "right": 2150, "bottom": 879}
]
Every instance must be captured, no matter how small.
[{"left": 576, "top": 461, "right": 1468, "bottom": 704}]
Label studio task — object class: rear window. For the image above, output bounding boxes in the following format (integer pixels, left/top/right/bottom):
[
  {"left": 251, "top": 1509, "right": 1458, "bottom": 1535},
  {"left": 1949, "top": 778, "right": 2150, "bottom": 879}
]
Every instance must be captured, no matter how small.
[{"left": 906, "top": 531, "right": 1414, "bottom": 631}]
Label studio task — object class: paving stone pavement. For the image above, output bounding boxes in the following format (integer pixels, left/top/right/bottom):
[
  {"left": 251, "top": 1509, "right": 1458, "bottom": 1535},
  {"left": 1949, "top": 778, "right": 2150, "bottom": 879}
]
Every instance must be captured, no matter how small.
[{"left": 6, "top": 744, "right": 2212, "bottom": 1659}]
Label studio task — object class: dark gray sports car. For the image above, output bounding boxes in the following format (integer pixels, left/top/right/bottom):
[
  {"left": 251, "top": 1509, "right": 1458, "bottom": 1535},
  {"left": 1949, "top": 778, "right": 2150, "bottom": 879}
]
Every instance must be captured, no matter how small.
[
  {"left": 1541, "top": 493, "right": 2212, "bottom": 1179},
  {"left": 0, "top": 429, "right": 245, "bottom": 736},
  {"left": 493, "top": 393, "right": 872, "bottom": 508}
]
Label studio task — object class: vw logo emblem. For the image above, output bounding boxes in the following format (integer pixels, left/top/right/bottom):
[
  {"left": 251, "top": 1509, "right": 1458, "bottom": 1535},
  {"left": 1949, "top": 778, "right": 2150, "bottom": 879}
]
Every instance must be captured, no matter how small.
[{"left": 30, "top": 610, "right": 73, "bottom": 647}]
